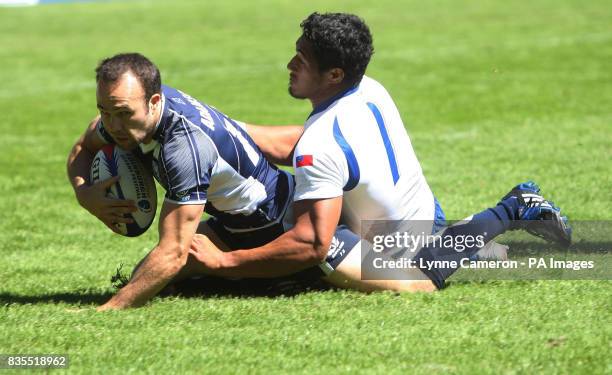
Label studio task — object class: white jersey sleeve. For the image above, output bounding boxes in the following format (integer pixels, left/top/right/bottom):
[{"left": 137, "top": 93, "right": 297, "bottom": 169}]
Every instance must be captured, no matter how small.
[{"left": 292, "top": 124, "right": 347, "bottom": 201}]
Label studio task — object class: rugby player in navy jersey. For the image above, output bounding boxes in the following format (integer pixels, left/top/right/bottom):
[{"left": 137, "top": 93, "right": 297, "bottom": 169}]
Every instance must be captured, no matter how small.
[
  {"left": 187, "top": 12, "right": 572, "bottom": 292},
  {"left": 67, "top": 53, "right": 305, "bottom": 310}
]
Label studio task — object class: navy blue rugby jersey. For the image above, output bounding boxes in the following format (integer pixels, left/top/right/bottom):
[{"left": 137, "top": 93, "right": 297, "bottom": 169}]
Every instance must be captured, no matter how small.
[{"left": 96, "top": 85, "right": 292, "bottom": 230}]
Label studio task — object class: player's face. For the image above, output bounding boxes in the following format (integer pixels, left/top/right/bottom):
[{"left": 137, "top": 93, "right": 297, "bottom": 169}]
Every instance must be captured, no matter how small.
[
  {"left": 96, "top": 72, "right": 158, "bottom": 150},
  {"left": 287, "top": 36, "right": 327, "bottom": 101}
]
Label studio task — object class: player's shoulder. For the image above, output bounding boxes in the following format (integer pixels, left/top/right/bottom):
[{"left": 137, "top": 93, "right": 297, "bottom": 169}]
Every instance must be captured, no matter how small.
[
  {"left": 299, "top": 107, "right": 339, "bottom": 149},
  {"left": 359, "top": 75, "right": 386, "bottom": 91},
  {"left": 299, "top": 91, "right": 365, "bottom": 147},
  {"left": 358, "top": 75, "right": 394, "bottom": 102},
  {"left": 296, "top": 112, "right": 352, "bottom": 162},
  {"left": 157, "top": 118, "right": 219, "bottom": 168},
  {"left": 161, "top": 85, "right": 219, "bottom": 132},
  {"left": 301, "top": 77, "right": 390, "bottom": 136},
  {"left": 161, "top": 84, "right": 206, "bottom": 109},
  {"left": 305, "top": 89, "right": 365, "bottom": 128}
]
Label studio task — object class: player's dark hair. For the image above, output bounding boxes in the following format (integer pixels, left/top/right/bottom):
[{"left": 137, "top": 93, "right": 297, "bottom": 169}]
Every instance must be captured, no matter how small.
[
  {"left": 95, "top": 53, "right": 161, "bottom": 101},
  {"left": 300, "top": 12, "right": 373, "bottom": 85}
]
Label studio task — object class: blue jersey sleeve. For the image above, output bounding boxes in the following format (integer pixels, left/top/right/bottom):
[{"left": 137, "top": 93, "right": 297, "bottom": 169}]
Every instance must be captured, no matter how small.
[{"left": 160, "top": 123, "right": 218, "bottom": 205}]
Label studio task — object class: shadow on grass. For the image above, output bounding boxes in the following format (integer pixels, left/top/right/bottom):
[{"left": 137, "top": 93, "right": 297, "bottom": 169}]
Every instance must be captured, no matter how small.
[
  {"left": 500, "top": 241, "right": 611, "bottom": 255},
  {"left": 0, "top": 290, "right": 114, "bottom": 305},
  {"left": 167, "top": 274, "right": 332, "bottom": 299},
  {"left": 0, "top": 276, "right": 331, "bottom": 306},
  {"left": 5, "top": 240, "right": 603, "bottom": 306}
]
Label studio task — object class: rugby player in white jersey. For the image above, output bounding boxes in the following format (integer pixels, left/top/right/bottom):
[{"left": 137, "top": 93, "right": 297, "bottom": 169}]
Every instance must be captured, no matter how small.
[{"left": 188, "top": 12, "right": 571, "bottom": 291}]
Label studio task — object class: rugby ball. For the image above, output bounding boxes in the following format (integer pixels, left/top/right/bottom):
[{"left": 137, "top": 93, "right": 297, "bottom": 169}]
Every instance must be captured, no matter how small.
[{"left": 90, "top": 144, "right": 157, "bottom": 237}]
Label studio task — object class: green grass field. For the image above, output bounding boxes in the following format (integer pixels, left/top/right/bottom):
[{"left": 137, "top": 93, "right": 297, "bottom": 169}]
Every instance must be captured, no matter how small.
[{"left": 1, "top": 0, "right": 610, "bottom": 373}]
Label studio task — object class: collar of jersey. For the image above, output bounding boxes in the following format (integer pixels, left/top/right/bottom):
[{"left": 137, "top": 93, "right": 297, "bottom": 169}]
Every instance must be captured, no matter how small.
[
  {"left": 139, "top": 93, "right": 168, "bottom": 153},
  {"left": 308, "top": 83, "right": 360, "bottom": 119}
]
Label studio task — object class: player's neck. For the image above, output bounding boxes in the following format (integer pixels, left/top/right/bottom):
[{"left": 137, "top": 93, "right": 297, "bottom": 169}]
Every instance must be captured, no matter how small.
[
  {"left": 142, "top": 103, "right": 162, "bottom": 144},
  {"left": 310, "top": 82, "right": 355, "bottom": 110}
]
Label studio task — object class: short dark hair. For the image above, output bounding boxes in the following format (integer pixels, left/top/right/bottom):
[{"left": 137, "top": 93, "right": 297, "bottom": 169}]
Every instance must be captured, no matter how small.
[
  {"left": 300, "top": 12, "right": 374, "bottom": 85},
  {"left": 95, "top": 53, "right": 161, "bottom": 101}
]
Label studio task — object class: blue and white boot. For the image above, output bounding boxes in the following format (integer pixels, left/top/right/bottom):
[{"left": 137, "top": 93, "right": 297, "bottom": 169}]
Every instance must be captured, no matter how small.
[{"left": 501, "top": 181, "right": 572, "bottom": 247}]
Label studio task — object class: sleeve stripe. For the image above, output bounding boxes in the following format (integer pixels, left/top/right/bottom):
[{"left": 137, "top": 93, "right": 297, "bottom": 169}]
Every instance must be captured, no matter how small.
[
  {"left": 164, "top": 197, "right": 207, "bottom": 205},
  {"left": 159, "top": 145, "right": 173, "bottom": 192},
  {"left": 233, "top": 120, "right": 248, "bottom": 131},
  {"left": 179, "top": 118, "right": 203, "bottom": 198},
  {"left": 367, "top": 102, "right": 400, "bottom": 185}
]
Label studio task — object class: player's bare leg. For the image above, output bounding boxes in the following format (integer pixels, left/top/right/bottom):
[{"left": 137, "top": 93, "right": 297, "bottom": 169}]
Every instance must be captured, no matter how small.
[{"left": 322, "top": 241, "right": 438, "bottom": 293}]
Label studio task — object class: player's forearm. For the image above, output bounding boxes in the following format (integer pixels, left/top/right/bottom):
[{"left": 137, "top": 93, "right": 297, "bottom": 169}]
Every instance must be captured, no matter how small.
[
  {"left": 246, "top": 124, "right": 303, "bottom": 166},
  {"left": 211, "top": 198, "right": 341, "bottom": 278},
  {"left": 67, "top": 116, "right": 102, "bottom": 192},
  {"left": 67, "top": 139, "right": 94, "bottom": 192},
  {"left": 101, "top": 203, "right": 204, "bottom": 310},
  {"left": 215, "top": 231, "right": 324, "bottom": 278},
  {"left": 102, "top": 245, "right": 187, "bottom": 309}
]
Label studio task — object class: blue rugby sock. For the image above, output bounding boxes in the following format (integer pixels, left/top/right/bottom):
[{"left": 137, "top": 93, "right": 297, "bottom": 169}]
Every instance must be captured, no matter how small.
[{"left": 414, "top": 197, "right": 520, "bottom": 289}]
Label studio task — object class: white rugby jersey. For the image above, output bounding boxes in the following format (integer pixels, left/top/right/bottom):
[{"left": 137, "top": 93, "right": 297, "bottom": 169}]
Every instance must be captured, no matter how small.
[{"left": 293, "top": 76, "right": 436, "bottom": 233}]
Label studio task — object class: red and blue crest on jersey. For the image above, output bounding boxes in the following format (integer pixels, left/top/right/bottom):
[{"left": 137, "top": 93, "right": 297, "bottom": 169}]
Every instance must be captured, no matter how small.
[{"left": 295, "top": 155, "right": 313, "bottom": 167}]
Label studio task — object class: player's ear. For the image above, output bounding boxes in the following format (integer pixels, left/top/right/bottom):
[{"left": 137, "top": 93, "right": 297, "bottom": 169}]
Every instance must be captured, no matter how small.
[
  {"left": 148, "top": 93, "right": 162, "bottom": 110},
  {"left": 327, "top": 68, "right": 345, "bottom": 85}
]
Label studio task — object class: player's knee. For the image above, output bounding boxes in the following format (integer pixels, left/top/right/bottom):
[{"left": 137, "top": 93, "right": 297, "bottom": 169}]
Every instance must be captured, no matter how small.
[{"left": 394, "top": 280, "right": 438, "bottom": 293}]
